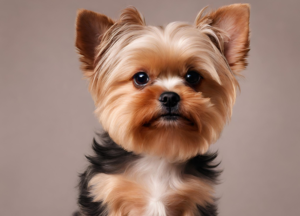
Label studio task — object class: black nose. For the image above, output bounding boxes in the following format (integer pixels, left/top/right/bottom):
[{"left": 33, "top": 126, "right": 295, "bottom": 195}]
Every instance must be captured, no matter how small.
[{"left": 159, "top": 92, "right": 180, "bottom": 108}]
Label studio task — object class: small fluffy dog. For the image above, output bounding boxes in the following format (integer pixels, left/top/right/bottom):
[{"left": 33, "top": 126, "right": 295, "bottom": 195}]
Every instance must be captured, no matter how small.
[{"left": 74, "top": 4, "right": 250, "bottom": 216}]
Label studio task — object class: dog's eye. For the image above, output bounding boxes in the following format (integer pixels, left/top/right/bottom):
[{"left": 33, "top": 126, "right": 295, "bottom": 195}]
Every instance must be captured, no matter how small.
[
  {"left": 185, "top": 71, "right": 202, "bottom": 85},
  {"left": 133, "top": 72, "right": 149, "bottom": 87}
]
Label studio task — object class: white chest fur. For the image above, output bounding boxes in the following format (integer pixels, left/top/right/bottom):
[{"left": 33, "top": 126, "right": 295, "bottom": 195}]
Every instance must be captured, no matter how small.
[{"left": 127, "top": 156, "right": 182, "bottom": 216}]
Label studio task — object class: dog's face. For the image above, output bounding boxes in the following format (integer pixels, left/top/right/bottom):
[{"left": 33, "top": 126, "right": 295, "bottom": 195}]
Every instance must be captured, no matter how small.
[{"left": 76, "top": 4, "right": 250, "bottom": 161}]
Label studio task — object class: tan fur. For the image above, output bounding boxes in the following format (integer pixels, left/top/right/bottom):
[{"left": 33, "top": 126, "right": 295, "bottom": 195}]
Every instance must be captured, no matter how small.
[{"left": 89, "top": 174, "right": 148, "bottom": 216}]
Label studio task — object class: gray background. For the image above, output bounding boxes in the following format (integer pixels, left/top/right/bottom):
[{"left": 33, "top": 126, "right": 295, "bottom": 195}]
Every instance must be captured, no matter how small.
[{"left": 1, "top": 0, "right": 299, "bottom": 215}]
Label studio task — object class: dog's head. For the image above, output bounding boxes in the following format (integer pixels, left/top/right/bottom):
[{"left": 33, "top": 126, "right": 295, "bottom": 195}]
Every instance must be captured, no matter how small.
[{"left": 75, "top": 4, "right": 250, "bottom": 161}]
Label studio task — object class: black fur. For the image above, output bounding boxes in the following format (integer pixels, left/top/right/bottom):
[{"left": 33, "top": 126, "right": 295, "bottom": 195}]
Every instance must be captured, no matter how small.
[
  {"left": 76, "top": 132, "right": 139, "bottom": 216},
  {"left": 185, "top": 152, "right": 221, "bottom": 183},
  {"left": 75, "top": 132, "right": 221, "bottom": 216},
  {"left": 197, "top": 202, "right": 219, "bottom": 216},
  {"left": 185, "top": 152, "right": 221, "bottom": 216}
]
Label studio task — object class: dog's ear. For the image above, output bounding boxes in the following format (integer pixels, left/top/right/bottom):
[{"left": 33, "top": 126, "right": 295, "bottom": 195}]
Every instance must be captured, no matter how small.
[
  {"left": 196, "top": 4, "right": 250, "bottom": 74},
  {"left": 119, "top": 7, "right": 145, "bottom": 25},
  {"left": 76, "top": 9, "right": 114, "bottom": 72}
]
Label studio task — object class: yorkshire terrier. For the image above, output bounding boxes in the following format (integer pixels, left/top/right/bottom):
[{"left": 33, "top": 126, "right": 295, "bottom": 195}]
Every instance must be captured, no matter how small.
[{"left": 74, "top": 3, "right": 250, "bottom": 216}]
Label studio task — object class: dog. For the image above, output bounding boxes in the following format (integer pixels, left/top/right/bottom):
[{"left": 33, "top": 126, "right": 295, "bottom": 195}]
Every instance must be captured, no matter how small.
[{"left": 74, "top": 3, "right": 250, "bottom": 216}]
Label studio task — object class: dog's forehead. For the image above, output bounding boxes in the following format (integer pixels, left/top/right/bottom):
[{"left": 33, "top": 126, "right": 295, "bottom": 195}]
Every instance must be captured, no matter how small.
[
  {"left": 126, "top": 23, "right": 208, "bottom": 62},
  {"left": 119, "top": 23, "right": 220, "bottom": 79}
]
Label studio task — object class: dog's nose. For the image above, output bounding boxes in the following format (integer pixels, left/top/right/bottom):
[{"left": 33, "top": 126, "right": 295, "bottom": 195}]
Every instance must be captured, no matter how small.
[{"left": 159, "top": 92, "right": 180, "bottom": 108}]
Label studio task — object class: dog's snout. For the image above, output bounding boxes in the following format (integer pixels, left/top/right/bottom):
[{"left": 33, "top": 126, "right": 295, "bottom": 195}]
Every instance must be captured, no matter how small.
[{"left": 159, "top": 92, "right": 180, "bottom": 108}]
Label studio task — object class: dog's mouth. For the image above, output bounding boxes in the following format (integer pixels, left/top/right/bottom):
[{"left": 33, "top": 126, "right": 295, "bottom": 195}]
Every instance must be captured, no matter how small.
[
  {"left": 160, "top": 113, "right": 182, "bottom": 121},
  {"left": 143, "top": 112, "right": 194, "bottom": 127}
]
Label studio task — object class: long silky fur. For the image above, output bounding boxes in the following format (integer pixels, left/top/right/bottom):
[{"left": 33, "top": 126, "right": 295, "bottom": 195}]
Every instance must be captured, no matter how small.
[{"left": 75, "top": 132, "right": 220, "bottom": 216}]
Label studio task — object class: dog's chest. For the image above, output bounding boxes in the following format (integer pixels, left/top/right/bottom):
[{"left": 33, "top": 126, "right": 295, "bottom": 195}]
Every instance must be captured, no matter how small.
[
  {"left": 89, "top": 156, "right": 212, "bottom": 216},
  {"left": 128, "top": 156, "right": 181, "bottom": 216}
]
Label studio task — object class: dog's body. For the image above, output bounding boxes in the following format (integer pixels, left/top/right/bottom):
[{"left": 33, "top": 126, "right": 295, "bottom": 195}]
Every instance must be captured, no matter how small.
[
  {"left": 77, "top": 133, "right": 219, "bottom": 216},
  {"left": 74, "top": 4, "right": 250, "bottom": 216}
]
